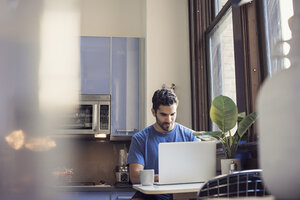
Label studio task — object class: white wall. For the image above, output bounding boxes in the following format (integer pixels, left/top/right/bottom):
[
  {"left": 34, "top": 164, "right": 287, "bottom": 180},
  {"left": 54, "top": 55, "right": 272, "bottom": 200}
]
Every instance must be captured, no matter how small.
[
  {"left": 80, "top": 0, "right": 145, "bottom": 37},
  {"left": 145, "top": 0, "right": 192, "bottom": 128},
  {"left": 81, "top": 0, "right": 192, "bottom": 129}
]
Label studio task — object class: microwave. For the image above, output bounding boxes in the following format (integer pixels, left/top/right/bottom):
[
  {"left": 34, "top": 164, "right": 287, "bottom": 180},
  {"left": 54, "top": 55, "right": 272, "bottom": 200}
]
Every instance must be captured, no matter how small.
[{"left": 61, "top": 94, "right": 110, "bottom": 135}]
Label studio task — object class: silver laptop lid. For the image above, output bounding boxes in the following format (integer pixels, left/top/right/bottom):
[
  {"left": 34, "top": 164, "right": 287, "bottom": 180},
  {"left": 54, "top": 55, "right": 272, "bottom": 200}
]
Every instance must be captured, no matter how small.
[{"left": 158, "top": 141, "right": 216, "bottom": 185}]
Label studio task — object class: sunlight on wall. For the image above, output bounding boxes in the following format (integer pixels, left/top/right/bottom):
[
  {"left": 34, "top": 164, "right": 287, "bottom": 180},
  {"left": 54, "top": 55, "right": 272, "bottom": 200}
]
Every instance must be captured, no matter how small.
[{"left": 39, "top": 0, "right": 80, "bottom": 112}]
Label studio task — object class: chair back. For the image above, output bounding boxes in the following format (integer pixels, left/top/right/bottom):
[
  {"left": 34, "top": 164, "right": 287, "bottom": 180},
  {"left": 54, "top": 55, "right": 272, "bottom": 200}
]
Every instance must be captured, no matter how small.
[{"left": 197, "top": 169, "right": 271, "bottom": 199}]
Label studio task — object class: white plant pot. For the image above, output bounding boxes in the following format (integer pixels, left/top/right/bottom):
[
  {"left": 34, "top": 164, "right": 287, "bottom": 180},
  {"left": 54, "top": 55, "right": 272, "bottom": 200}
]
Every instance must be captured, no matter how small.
[{"left": 221, "top": 158, "right": 241, "bottom": 175}]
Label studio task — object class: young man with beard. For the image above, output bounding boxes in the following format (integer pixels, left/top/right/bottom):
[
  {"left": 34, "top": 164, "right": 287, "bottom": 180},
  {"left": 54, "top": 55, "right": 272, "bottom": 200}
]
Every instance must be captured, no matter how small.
[{"left": 127, "top": 89, "right": 198, "bottom": 200}]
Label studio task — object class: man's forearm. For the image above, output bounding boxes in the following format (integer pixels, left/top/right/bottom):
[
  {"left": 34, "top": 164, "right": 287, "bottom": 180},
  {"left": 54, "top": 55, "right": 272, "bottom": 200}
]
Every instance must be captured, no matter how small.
[
  {"left": 129, "top": 163, "right": 144, "bottom": 184},
  {"left": 130, "top": 171, "right": 141, "bottom": 184}
]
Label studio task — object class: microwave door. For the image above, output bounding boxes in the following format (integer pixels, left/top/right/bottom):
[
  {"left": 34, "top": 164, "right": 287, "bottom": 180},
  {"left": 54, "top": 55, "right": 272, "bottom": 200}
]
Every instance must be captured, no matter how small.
[
  {"left": 65, "top": 103, "right": 96, "bottom": 134},
  {"left": 77, "top": 104, "right": 94, "bottom": 133}
]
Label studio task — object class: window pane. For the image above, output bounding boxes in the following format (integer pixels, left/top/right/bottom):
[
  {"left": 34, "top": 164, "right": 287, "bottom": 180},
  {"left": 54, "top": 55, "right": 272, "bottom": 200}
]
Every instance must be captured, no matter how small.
[
  {"left": 263, "top": 0, "right": 294, "bottom": 76},
  {"left": 208, "top": 9, "right": 236, "bottom": 130},
  {"left": 215, "top": 0, "right": 228, "bottom": 16},
  {"left": 208, "top": 9, "right": 236, "bottom": 103}
]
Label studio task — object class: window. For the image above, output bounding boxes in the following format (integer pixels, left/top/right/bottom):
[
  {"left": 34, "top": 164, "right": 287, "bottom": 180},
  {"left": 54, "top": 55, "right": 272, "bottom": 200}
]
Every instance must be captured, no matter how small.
[
  {"left": 215, "top": 0, "right": 228, "bottom": 16},
  {"left": 208, "top": 8, "right": 237, "bottom": 131},
  {"left": 208, "top": 8, "right": 236, "bottom": 105},
  {"left": 189, "top": 0, "right": 295, "bottom": 170},
  {"left": 189, "top": 0, "right": 262, "bottom": 141}
]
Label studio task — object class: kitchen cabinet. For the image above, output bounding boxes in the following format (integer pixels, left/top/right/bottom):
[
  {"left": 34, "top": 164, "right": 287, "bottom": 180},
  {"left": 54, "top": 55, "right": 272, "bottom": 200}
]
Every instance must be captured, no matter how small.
[
  {"left": 58, "top": 191, "right": 134, "bottom": 200},
  {"left": 80, "top": 36, "right": 111, "bottom": 94},
  {"left": 80, "top": 36, "right": 141, "bottom": 137},
  {"left": 58, "top": 192, "right": 111, "bottom": 200},
  {"left": 111, "top": 37, "right": 140, "bottom": 137}
]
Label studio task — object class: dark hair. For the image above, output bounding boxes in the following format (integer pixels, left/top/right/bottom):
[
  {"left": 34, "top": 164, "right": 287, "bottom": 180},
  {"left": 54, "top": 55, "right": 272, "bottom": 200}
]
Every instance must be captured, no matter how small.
[{"left": 152, "top": 89, "right": 178, "bottom": 112}]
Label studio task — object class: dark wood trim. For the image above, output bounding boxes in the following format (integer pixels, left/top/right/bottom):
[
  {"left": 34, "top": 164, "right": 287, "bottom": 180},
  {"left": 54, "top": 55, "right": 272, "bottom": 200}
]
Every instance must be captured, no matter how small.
[
  {"left": 189, "top": 0, "right": 210, "bottom": 131},
  {"left": 199, "top": 0, "right": 210, "bottom": 131},
  {"left": 189, "top": 0, "right": 201, "bottom": 130},
  {"left": 208, "top": 0, "right": 214, "bottom": 24},
  {"left": 256, "top": 0, "right": 269, "bottom": 80},
  {"left": 206, "top": 1, "right": 232, "bottom": 34},
  {"left": 232, "top": 6, "right": 247, "bottom": 114},
  {"left": 189, "top": 0, "right": 199, "bottom": 130},
  {"left": 243, "top": 0, "right": 262, "bottom": 142}
]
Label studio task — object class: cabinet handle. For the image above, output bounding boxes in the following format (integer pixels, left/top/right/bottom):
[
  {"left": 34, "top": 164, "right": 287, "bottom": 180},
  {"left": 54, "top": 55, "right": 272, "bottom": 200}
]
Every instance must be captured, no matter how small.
[
  {"left": 116, "top": 129, "right": 138, "bottom": 133},
  {"left": 92, "top": 104, "right": 98, "bottom": 131}
]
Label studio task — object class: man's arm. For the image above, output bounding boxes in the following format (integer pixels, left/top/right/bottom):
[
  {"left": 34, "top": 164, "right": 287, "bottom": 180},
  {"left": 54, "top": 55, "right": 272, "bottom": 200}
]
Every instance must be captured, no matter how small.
[{"left": 129, "top": 163, "right": 144, "bottom": 184}]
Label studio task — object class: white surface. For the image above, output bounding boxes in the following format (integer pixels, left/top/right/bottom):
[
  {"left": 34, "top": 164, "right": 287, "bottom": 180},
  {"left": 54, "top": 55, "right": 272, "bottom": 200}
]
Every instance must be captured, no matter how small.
[
  {"left": 80, "top": 0, "right": 145, "bottom": 37},
  {"left": 133, "top": 183, "right": 203, "bottom": 195},
  {"left": 145, "top": 0, "right": 192, "bottom": 128},
  {"left": 158, "top": 141, "right": 216, "bottom": 184}
]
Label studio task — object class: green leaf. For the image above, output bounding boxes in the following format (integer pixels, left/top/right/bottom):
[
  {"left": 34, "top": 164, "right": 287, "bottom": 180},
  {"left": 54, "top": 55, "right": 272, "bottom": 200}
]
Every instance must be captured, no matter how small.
[
  {"left": 238, "top": 112, "right": 246, "bottom": 121},
  {"left": 230, "top": 133, "right": 241, "bottom": 158},
  {"left": 237, "top": 112, "right": 258, "bottom": 138},
  {"left": 210, "top": 95, "right": 238, "bottom": 132},
  {"left": 229, "top": 130, "right": 233, "bottom": 148},
  {"left": 193, "top": 131, "right": 223, "bottom": 140}
]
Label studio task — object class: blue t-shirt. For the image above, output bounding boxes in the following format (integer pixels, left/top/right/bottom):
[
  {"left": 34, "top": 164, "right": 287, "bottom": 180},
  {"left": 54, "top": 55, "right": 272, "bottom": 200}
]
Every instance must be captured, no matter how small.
[{"left": 127, "top": 123, "right": 198, "bottom": 174}]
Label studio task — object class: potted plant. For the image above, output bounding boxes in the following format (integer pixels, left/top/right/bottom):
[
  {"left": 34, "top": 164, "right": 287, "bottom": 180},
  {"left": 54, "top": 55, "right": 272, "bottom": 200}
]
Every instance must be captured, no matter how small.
[{"left": 193, "top": 95, "right": 257, "bottom": 174}]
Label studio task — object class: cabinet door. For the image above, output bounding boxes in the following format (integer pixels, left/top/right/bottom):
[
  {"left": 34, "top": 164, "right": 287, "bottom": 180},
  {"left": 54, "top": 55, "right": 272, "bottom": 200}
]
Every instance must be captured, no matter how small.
[
  {"left": 57, "top": 192, "right": 111, "bottom": 200},
  {"left": 111, "top": 37, "right": 140, "bottom": 136},
  {"left": 111, "top": 191, "right": 135, "bottom": 200},
  {"left": 81, "top": 36, "right": 111, "bottom": 94}
]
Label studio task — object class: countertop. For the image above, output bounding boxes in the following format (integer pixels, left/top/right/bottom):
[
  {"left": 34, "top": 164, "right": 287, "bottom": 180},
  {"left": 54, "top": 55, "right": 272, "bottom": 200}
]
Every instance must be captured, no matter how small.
[{"left": 133, "top": 183, "right": 203, "bottom": 195}]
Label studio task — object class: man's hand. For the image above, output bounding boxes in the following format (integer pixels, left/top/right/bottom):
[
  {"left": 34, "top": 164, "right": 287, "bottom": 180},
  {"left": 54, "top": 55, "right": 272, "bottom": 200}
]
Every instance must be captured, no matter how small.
[
  {"left": 129, "top": 163, "right": 159, "bottom": 184},
  {"left": 129, "top": 163, "right": 144, "bottom": 184},
  {"left": 154, "top": 174, "right": 159, "bottom": 182}
]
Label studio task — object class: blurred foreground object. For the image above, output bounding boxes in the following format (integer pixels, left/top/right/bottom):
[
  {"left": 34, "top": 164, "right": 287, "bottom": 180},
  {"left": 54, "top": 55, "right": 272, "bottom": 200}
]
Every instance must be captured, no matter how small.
[
  {"left": 0, "top": 0, "right": 80, "bottom": 199},
  {"left": 5, "top": 130, "right": 25, "bottom": 150},
  {"left": 257, "top": 0, "right": 300, "bottom": 198}
]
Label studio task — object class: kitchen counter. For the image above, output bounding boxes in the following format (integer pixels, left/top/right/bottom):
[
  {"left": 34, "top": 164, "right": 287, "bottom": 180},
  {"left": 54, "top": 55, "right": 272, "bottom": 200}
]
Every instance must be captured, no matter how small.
[{"left": 133, "top": 183, "right": 203, "bottom": 195}]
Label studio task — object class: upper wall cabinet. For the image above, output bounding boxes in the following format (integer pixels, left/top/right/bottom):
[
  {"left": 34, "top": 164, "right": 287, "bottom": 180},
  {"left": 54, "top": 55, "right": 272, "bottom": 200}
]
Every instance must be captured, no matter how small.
[
  {"left": 80, "top": 36, "right": 142, "bottom": 137},
  {"left": 80, "top": 37, "right": 111, "bottom": 94},
  {"left": 111, "top": 37, "right": 140, "bottom": 137}
]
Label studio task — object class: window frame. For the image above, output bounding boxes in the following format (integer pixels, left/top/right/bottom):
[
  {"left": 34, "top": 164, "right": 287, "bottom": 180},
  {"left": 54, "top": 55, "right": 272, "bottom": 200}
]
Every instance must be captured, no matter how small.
[{"left": 189, "top": 0, "right": 263, "bottom": 142}]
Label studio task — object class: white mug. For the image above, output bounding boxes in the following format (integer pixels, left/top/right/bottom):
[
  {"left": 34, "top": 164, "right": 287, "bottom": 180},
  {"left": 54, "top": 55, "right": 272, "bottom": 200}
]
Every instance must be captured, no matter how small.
[{"left": 139, "top": 169, "right": 154, "bottom": 186}]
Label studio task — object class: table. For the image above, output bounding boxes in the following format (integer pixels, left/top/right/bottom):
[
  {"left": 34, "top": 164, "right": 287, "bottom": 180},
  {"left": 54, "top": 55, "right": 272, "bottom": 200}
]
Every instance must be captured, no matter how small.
[{"left": 132, "top": 183, "right": 203, "bottom": 195}]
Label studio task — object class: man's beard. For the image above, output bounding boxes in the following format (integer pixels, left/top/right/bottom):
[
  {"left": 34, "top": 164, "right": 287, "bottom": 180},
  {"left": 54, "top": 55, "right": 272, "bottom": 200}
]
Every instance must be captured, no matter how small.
[{"left": 156, "top": 117, "right": 173, "bottom": 132}]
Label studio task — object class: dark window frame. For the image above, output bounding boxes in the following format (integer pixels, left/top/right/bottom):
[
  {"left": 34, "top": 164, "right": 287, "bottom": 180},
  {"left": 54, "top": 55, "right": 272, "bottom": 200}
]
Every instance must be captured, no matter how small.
[{"left": 189, "top": 0, "right": 264, "bottom": 142}]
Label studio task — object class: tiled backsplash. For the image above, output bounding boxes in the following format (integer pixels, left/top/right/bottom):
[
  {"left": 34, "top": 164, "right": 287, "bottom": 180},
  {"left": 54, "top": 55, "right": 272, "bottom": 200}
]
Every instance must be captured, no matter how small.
[{"left": 51, "top": 138, "right": 130, "bottom": 185}]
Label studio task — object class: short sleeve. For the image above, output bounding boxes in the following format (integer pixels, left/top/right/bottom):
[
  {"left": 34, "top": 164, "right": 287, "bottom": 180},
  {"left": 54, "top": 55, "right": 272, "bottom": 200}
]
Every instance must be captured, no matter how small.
[
  {"left": 127, "top": 135, "right": 145, "bottom": 166},
  {"left": 191, "top": 132, "right": 200, "bottom": 141},
  {"left": 186, "top": 127, "right": 200, "bottom": 141}
]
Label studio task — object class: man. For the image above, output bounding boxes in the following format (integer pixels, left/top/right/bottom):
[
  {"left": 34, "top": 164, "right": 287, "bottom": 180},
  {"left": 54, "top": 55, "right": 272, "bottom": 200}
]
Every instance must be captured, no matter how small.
[{"left": 127, "top": 89, "right": 198, "bottom": 200}]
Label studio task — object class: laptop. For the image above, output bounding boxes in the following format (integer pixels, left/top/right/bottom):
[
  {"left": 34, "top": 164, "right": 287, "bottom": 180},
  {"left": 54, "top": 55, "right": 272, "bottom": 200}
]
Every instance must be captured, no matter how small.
[{"left": 155, "top": 141, "right": 216, "bottom": 185}]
